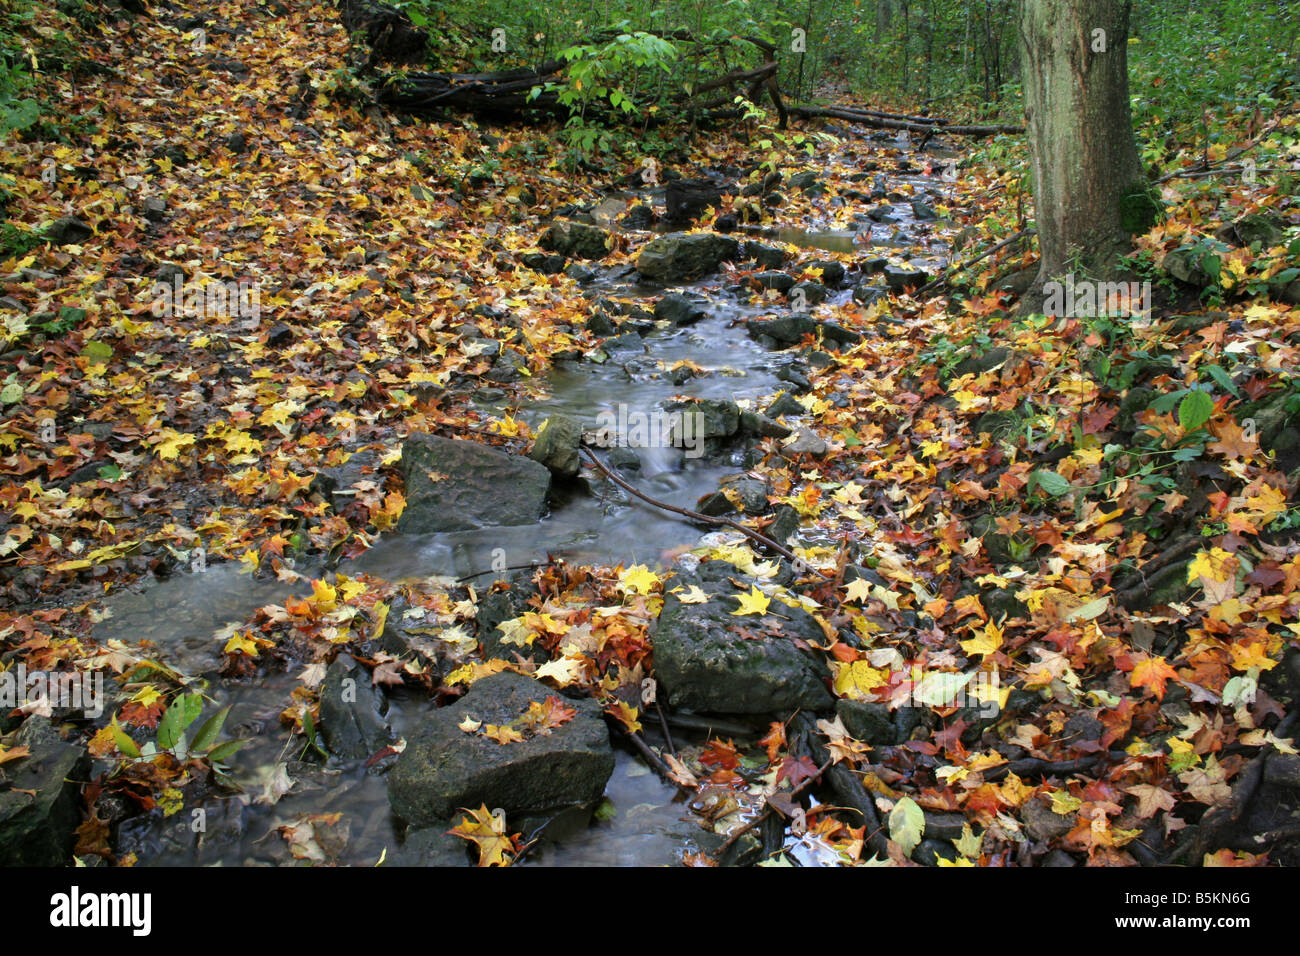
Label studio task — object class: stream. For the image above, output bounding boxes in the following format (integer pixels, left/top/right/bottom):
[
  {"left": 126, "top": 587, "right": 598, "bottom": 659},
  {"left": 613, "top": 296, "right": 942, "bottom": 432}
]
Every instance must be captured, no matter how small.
[{"left": 93, "top": 144, "right": 954, "bottom": 866}]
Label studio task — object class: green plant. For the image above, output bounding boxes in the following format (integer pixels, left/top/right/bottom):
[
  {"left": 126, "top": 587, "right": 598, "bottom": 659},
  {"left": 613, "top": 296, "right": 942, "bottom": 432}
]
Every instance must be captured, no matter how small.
[{"left": 109, "top": 692, "right": 247, "bottom": 770}]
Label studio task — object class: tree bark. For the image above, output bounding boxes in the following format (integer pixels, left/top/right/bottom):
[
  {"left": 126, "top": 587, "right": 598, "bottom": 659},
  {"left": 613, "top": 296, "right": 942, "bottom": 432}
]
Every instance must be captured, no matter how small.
[{"left": 1019, "top": 0, "right": 1154, "bottom": 306}]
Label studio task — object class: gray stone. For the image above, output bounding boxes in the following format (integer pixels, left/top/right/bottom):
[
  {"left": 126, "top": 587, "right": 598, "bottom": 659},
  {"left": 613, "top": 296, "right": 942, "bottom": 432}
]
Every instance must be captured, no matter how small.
[
  {"left": 0, "top": 717, "right": 90, "bottom": 866},
  {"left": 1022, "top": 796, "right": 1074, "bottom": 843},
  {"left": 636, "top": 232, "right": 740, "bottom": 281},
  {"left": 651, "top": 567, "right": 833, "bottom": 713},
  {"left": 654, "top": 293, "right": 707, "bottom": 326},
  {"left": 528, "top": 414, "right": 583, "bottom": 479},
  {"left": 389, "top": 823, "right": 473, "bottom": 866},
  {"left": 540, "top": 220, "right": 611, "bottom": 259},
  {"left": 388, "top": 671, "right": 615, "bottom": 825},
  {"left": 783, "top": 429, "right": 828, "bottom": 457},
  {"left": 884, "top": 264, "right": 929, "bottom": 292},
  {"left": 319, "top": 654, "right": 394, "bottom": 760},
  {"left": 766, "top": 392, "right": 805, "bottom": 418},
  {"left": 836, "top": 699, "right": 895, "bottom": 744},
  {"left": 397, "top": 434, "right": 551, "bottom": 533},
  {"left": 46, "top": 216, "right": 92, "bottom": 246}
]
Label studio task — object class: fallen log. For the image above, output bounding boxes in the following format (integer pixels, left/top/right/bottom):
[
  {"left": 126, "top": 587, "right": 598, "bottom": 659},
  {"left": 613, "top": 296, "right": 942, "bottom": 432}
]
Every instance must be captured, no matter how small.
[{"left": 789, "top": 104, "right": 1023, "bottom": 137}]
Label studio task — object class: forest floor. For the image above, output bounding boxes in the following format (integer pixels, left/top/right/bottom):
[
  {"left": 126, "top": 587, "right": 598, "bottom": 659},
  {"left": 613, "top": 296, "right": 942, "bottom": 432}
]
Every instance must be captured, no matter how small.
[{"left": 2, "top": 0, "right": 1300, "bottom": 867}]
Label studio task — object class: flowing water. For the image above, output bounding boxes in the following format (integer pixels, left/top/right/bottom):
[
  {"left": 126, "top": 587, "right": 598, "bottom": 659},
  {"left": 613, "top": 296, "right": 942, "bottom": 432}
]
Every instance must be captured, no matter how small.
[{"left": 93, "top": 156, "right": 953, "bottom": 865}]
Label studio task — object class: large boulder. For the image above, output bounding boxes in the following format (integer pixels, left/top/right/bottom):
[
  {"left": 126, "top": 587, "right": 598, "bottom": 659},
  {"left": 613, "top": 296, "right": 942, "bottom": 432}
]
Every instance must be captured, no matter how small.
[
  {"left": 652, "top": 562, "right": 833, "bottom": 713},
  {"left": 540, "top": 220, "right": 611, "bottom": 260},
  {"left": 0, "top": 717, "right": 90, "bottom": 866},
  {"left": 397, "top": 435, "right": 551, "bottom": 533},
  {"left": 636, "top": 232, "right": 740, "bottom": 282},
  {"left": 388, "top": 671, "right": 615, "bottom": 826}
]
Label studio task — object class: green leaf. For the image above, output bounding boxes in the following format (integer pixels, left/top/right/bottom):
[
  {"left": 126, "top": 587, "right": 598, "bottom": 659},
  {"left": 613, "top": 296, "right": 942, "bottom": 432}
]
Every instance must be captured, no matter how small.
[
  {"left": 190, "top": 705, "right": 231, "bottom": 752},
  {"left": 0, "top": 381, "right": 22, "bottom": 404},
  {"left": 80, "top": 340, "right": 112, "bottom": 364},
  {"left": 1030, "top": 469, "right": 1072, "bottom": 497},
  {"left": 206, "top": 739, "right": 248, "bottom": 764},
  {"left": 1202, "top": 364, "right": 1241, "bottom": 398},
  {"left": 156, "top": 692, "right": 204, "bottom": 750},
  {"left": 111, "top": 717, "right": 141, "bottom": 759},
  {"left": 1178, "top": 389, "right": 1215, "bottom": 431},
  {"left": 889, "top": 796, "right": 926, "bottom": 856}
]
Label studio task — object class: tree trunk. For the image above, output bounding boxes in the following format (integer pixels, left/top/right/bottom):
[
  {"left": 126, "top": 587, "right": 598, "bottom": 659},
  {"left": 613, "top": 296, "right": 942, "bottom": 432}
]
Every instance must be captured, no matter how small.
[{"left": 1019, "top": 0, "right": 1155, "bottom": 306}]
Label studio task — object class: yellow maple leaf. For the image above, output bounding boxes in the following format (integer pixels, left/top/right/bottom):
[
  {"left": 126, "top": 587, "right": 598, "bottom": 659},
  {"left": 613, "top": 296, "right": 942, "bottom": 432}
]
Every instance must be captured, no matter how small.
[
  {"left": 449, "top": 806, "right": 516, "bottom": 866},
  {"left": 618, "top": 564, "right": 660, "bottom": 596},
  {"left": 960, "top": 619, "right": 1003, "bottom": 658},
  {"left": 731, "top": 586, "right": 771, "bottom": 616},
  {"left": 155, "top": 429, "right": 195, "bottom": 461},
  {"left": 1187, "top": 547, "right": 1234, "bottom": 585},
  {"left": 833, "top": 660, "right": 887, "bottom": 699}
]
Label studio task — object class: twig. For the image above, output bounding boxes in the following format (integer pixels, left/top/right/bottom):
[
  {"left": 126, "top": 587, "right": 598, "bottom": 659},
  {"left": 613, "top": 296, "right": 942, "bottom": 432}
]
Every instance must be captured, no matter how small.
[
  {"left": 655, "top": 702, "right": 677, "bottom": 758},
  {"left": 914, "top": 229, "right": 1035, "bottom": 297},
  {"left": 580, "top": 443, "right": 819, "bottom": 571}
]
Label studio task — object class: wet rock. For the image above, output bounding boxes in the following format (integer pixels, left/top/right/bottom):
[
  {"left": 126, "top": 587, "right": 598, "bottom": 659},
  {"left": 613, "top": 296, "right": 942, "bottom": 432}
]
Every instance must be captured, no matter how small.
[
  {"left": 1022, "top": 796, "right": 1074, "bottom": 843},
  {"left": 867, "top": 204, "right": 899, "bottom": 223},
  {"left": 752, "top": 272, "right": 796, "bottom": 293},
  {"left": 540, "top": 219, "right": 611, "bottom": 259},
  {"left": 666, "top": 398, "right": 741, "bottom": 440},
  {"left": 46, "top": 216, "right": 92, "bottom": 246},
  {"left": 528, "top": 414, "right": 583, "bottom": 480},
  {"left": 565, "top": 263, "right": 598, "bottom": 284},
  {"left": 388, "top": 671, "right": 615, "bottom": 825},
  {"left": 397, "top": 434, "right": 551, "bottom": 533},
  {"left": 775, "top": 365, "right": 812, "bottom": 393},
  {"left": 744, "top": 241, "right": 787, "bottom": 269},
  {"left": 739, "top": 410, "right": 792, "bottom": 439},
  {"left": 747, "top": 314, "right": 817, "bottom": 345},
  {"left": 767, "top": 504, "right": 801, "bottom": 545},
  {"left": 765, "top": 391, "right": 805, "bottom": 418},
  {"left": 782, "top": 429, "right": 828, "bottom": 457},
  {"left": 141, "top": 196, "right": 167, "bottom": 222},
  {"left": 697, "top": 477, "right": 770, "bottom": 517},
  {"left": 522, "top": 252, "right": 566, "bottom": 274},
  {"left": 952, "top": 346, "right": 1012, "bottom": 378},
  {"left": 788, "top": 280, "right": 828, "bottom": 306},
  {"left": 914, "top": 838, "right": 959, "bottom": 866},
  {"left": 910, "top": 200, "right": 938, "bottom": 221},
  {"left": 621, "top": 204, "right": 656, "bottom": 229},
  {"left": 267, "top": 323, "right": 293, "bottom": 347},
  {"left": 601, "top": 331, "right": 645, "bottom": 356},
  {"left": 585, "top": 311, "right": 617, "bottom": 336},
  {"left": 607, "top": 446, "right": 642, "bottom": 473},
  {"left": 651, "top": 562, "right": 833, "bottom": 714},
  {"left": 654, "top": 293, "right": 707, "bottom": 326},
  {"left": 0, "top": 717, "right": 90, "bottom": 866},
  {"left": 852, "top": 283, "right": 889, "bottom": 307},
  {"left": 1215, "top": 211, "right": 1284, "bottom": 249},
  {"left": 808, "top": 260, "right": 846, "bottom": 287},
  {"left": 310, "top": 449, "right": 378, "bottom": 511},
  {"left": 787, "top": 170, "right": 819, "bottom": 191},
  {"left": 665, "top": 178, "right": 726, "bottom": 222},
  {"left": 884, "top": 264, "right": 929, "bottom": 292},
  {"left": 636, "top": 232, "right": 740, "bottom": 282},
  {"left": 836, "top": 699, "right": 894, "bottom": 744},
  {"left": 319, "top": 654, "right": 394, "bottom": 760},
  {"left": 390, "top": 823, "right": 473, "bottom": 866}
]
